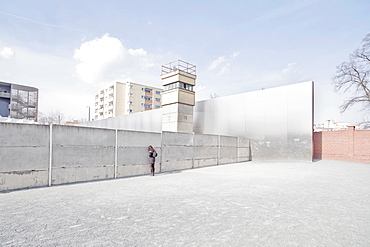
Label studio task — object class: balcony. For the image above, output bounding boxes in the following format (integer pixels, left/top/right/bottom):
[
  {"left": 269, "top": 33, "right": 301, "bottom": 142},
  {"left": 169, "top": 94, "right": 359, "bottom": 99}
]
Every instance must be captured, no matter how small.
[{"left": 0, "top": 92, "right": 10, "bottom": 98}]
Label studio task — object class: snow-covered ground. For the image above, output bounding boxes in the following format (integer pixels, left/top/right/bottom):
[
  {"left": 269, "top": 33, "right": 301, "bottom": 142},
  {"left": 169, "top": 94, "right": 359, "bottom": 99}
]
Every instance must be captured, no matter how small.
[{"left": 1, "top": 160, "right": 370, "bottom": 246}]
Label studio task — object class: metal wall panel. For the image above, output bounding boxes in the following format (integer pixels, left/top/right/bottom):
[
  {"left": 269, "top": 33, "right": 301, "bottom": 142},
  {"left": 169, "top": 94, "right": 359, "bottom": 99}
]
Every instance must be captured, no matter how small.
[
  {"left": 194, "top": 81, "right": 314, "bottom": 161},
  {"left": 82, "top": 108, "right": 163, "bottom": 132}
]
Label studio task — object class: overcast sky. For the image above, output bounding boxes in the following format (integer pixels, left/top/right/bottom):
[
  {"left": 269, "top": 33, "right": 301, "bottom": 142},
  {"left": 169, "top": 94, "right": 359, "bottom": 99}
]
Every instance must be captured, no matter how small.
[{"left": 0, "top": 0, "right": 369, "bottom": 123}]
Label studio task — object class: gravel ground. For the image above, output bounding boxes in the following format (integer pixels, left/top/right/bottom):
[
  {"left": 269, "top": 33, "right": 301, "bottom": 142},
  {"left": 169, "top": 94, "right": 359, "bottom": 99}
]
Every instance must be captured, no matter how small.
[{"left": 1, "top": 160, "right": 370, "bottom": 247}]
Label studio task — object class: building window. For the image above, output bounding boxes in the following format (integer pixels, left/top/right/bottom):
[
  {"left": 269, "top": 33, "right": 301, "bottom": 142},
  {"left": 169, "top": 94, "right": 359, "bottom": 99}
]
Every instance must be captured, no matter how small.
[
  {"left": 128, "top": 93, "right": 133, "bottom": 97},
  {"left": 155, "top": 105, "right": 160, "bottom": 109},
  {"left": 129, "top": 101, "right": 133, "bottom": 105},
  {"left": 155, "top": 98, "right": 160, "bottom": 102},
  {"left": 164, "top": 82, "right": 193, "bottom": 91},
  {"left": 144, "top": 96, "right": 152, "bottom": 101},
  {"left": 141, "top": 103, "right": 152, "bottom": 108},
  {"left": 144, "top": 88, "right": 152, "bottom": 93},
  {"left": 156, "top": 91, "right": 161, "bottom": 95}
]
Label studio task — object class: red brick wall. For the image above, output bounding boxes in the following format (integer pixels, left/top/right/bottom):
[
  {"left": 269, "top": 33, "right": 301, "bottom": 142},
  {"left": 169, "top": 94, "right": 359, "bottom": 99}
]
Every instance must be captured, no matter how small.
[{"left": 313, "top": 126, "right": 370, "bottom": 163}]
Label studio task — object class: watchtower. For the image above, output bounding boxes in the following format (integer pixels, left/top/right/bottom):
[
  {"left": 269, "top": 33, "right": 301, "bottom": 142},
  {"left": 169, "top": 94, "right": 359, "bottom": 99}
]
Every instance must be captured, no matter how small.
[{"left": 161, "top": 60, "right": 196, "bottom": 133}]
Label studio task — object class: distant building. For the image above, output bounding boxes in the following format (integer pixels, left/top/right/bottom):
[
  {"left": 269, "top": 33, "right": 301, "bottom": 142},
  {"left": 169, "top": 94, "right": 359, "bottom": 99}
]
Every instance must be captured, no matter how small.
[
  {"left": 0, "top": 81, "right": 38, "bottom": 122},
  {"left": 94, "top": 82, "right": 162, "bottom": 120},
  {"left": 314, "top": 119, "right": 358, "bottom": 132}
]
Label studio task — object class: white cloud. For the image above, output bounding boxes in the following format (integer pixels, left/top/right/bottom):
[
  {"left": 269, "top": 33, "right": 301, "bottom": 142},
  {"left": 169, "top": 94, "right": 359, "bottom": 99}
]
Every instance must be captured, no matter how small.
[
  {"left": 207, "top": 52, "right": 239, "bottom": 75},
  {"left": 0, "top": 47, "right": 14, "bottom": 59},
  {"left": 128, "top": 48, "right": 147, "bottom": 56},
  {"left": 73, "top": 34, "right": 125, "bottom": 84},
  {"left": 73, "top": 33, "right": 155, "bottom": 86},
  {"left": 230, "top": 51, "right": 240, "bottom": 59},
  {"left": 219, "top": 63, "right": 231, "bottom": 75},
  {"left": 282, "top": 62, "right": 298, "bottom": 74},
  {"left": 208, "top": 56, "right": 226, "bottom": 71}
]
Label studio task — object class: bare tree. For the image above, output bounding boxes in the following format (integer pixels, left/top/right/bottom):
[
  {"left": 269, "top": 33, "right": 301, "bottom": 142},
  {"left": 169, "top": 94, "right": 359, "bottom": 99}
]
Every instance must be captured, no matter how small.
[
  {"left": 333, "top": 33, "right": 370, "bottom": 113},
  {"left": 209, "top": 93, "right": 220, "bottom": 99},
  {"left": 38, "top": 110, "right": 65, "bottom": 124},
  {"left": 38, "top": 111, "right": 87, "bottom": 125}
]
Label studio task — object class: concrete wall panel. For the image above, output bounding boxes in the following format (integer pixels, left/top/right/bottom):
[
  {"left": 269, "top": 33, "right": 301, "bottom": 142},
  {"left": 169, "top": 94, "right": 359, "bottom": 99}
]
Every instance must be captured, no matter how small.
[
  {"left": 118, "top": 147, "right": 153, "bottom": 165},
  {"left": 162, "top": 131, "right": 193, "bottom": 146},
  {"left": 220, "top": 147, "right": 237, "bottom": 159},
  {"left": 0, "top": 147, "right": 49, "bottom": 172},
  {"left": 118, "top": 130, "right": 161, "bottom": 147},
  {"left": 53, "top": 146, "right": 115, "bottom": 167},
  {"left": 53, "top": 125, "right": 115, "bottom": 146},
  {"left": 238, "top": 147, "right": 250, "bottom": 158},
  {"left": 161, "top": 160, "right": 192, "bottom": 172},
  {"left": 0, "top": 170, "right": 48, "bottom": 191},
  {"left": 0, "top": 123, "right": 49, "bottom": 146},
  {"left": 52, "top": 166, "right": 114, "bottom": 185},
  {"left": 220, "top": 157, "right": 237, "bottom": 165},
  {"left": 193, "top": 158, "right": 218, "bottom": 168},
  {"left": 117, "top": 164, "right": 159, "bottom": 177},
  {"left": 194, "top": 146, "right": 218, "bottom": 159},
  {"left": 0, "top": 123, "right": 49, "bottom": 172},
  {"left": 220, "top": 136, "right": 238, "bottom": 147},
  {"left": 194, "top": 134, "right": 218, "bottom": 146},
  {"left": 162, "top": 146, "right": 194, "bottom": 161}
]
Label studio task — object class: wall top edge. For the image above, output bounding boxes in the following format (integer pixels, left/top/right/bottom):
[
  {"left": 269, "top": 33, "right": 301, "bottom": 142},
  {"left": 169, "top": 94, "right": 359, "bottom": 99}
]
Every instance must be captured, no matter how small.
[{"left": 196, "top": 81, "right": 314, "bottom": 104}]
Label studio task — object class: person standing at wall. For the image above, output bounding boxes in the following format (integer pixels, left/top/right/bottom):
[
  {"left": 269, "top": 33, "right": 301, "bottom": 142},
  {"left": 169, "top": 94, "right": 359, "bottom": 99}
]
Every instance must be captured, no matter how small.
[{"left": 148, "top": 145, "right": 157, "bottom": 176}]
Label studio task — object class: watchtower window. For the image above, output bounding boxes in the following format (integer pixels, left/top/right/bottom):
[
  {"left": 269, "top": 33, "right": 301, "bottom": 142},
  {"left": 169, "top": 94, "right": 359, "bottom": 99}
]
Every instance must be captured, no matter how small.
[{"left": 165, "top": 82, "right": 193, "bottom": 92}]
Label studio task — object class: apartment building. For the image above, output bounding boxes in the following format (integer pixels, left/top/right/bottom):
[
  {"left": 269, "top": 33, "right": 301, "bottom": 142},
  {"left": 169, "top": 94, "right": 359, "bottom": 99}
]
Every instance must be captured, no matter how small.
[
  {"left": 0, "top": 81, "right": 38, "bottom": 121},
  {"left": 94, "top": 82, "right": 162, "bottom": 120}
]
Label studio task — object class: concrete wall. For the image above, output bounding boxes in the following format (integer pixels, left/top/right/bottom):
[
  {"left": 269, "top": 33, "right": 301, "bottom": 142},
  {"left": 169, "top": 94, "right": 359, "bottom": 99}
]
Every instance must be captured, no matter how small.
[
  {"left": 51, "top": 125, "right": 116, "bottom": 185},
  {"left": 0, "top": 122, "right": 250, "bottom": 191},
  {"left": 116, "top": 130, "right": 161, "bottom": 177},
  {"left": 313, "top": 126, "right": 370, "bottom": 163},
  {"left": 0, "top": 123, "right": 50, "bottom": 190}
]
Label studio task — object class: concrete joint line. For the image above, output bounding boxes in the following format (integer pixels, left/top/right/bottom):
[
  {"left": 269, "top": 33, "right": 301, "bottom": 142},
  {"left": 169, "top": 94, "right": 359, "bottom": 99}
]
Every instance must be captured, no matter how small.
[
  {"left": 192, "top": 132, "right": 195, "bottom": 169},
  {"left": 114, "top": 129, "right": 118, "bottom": 179},
  {"left": 160, "top": 131, "right": 163, "bottom": 173},
  {"left": 217, "top": 135, "right": 221, "bottom": 165},
  {"left": 48, "top": 124, "right": 53, "bottom": 187}
]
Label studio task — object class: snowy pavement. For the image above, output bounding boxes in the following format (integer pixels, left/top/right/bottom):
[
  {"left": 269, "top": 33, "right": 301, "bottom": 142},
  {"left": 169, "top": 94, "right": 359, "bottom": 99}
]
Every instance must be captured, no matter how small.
[{"left": 1, "top": 160, "right": 370, "bottom": 246}]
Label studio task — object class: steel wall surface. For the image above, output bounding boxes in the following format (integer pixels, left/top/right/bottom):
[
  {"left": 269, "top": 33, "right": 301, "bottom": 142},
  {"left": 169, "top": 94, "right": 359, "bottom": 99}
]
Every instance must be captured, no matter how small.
[
  {"left": 82, "top": 108, "right": 163, "bottom": 132},
  {"left": 194, "top": 81, "right": 314, "bottom": 161}
]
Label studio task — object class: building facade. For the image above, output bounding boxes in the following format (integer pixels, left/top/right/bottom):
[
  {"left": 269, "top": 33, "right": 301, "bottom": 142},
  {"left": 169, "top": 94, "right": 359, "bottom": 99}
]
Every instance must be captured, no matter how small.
[
  {"left": 94, "top": 82, "right": 162, "bottom": 120},
  {"left": 0, "top": 81, "right": 38, "bottom": 121}
]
